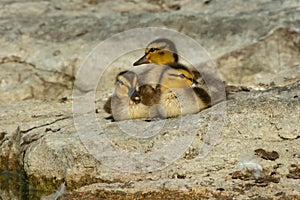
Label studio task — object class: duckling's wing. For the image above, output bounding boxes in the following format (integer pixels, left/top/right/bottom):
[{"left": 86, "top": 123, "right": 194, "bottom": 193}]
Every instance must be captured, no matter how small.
[{"left": 192, "top": 87, "right": 211, "bottom": 107}]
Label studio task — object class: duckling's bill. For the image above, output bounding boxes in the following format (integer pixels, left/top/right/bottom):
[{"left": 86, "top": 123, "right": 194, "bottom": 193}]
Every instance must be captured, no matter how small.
[
  {"left": 133, "top": 55, "right": 150, "bottom": 66},
  {"left": 128, "top": 88, "right": 141, "bottom": 103}
]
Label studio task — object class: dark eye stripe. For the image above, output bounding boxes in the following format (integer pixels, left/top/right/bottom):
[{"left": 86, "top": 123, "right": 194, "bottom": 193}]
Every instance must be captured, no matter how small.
[
  {"left": 148, "top": 47, "right": 160, "bottom": 53},
  {"left": 168, "top": 73, "right": 195, "bottom": 82},
  {"left": 117, "top": 79, "right": 132, "bottom": 88},
  {"left": 168, "top": 73, "right": 186, "bottom": 79}
]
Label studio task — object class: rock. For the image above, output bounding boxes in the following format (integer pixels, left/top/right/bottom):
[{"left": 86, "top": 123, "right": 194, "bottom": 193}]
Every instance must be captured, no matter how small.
[
  {"left": 0, "top": 82, "right": 299, "bottom": 199},
  {"left": 287, "top": 164, "right": 300, "bottom": 179},
  {"left": 277, "top": 120, "right": 300, "bottom": 140},
  {"left": 0, "top": 60, "right": 73, "bottom": 103},
  {"left": 1, "top": 0, "right": 300, "bottom": 199},
  {"left": 254, "top": 148, "right": 280, "bottom": 161},
  {"left": 1, "top": 0, "right": 300, "bottom": 102},
  {"left": 217, "top": 28, "right": 300, "bottom": 87}
]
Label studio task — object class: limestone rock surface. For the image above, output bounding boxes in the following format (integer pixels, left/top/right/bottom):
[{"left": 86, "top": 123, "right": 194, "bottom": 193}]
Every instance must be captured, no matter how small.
[{"left": 0, "top": 0, "right": 300, "bottom": 199}]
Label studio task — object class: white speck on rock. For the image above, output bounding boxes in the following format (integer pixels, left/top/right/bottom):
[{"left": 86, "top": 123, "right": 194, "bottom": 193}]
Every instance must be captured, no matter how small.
[{"left": 237, "top": 154, "right": 263, "bottom": 177}]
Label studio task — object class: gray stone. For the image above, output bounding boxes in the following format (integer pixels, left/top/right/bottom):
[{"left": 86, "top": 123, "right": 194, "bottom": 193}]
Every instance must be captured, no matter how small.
[{"left": 1, "top": 0, "right": 300, "bottom": 199}]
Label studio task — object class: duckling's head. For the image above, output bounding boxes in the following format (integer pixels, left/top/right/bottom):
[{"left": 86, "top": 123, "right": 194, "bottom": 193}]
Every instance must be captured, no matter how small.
[
  {"left": 133, "top": 38, "right": 178, "bottom": 66},
  {"left": 160, "top": 63, "right": 198, "bottom": 90},
  {"left": 115, "top": 70, "right": 141, "bottom": 103}
]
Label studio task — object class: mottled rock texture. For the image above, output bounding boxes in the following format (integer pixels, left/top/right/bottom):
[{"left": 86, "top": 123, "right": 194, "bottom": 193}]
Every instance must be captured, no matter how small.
[{"left": 0, "top": 0, "right": 299, "bottom": 199}]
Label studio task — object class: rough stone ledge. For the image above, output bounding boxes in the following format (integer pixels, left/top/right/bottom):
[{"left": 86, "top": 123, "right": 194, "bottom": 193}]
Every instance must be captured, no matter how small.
[{"left": 1, "top": 82, "right": 299, "bottom": 199}]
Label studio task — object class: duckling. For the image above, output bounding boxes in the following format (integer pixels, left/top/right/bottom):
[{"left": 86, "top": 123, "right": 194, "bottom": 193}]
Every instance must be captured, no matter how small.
[
  {"left": 103, "top": 70, "right": 150, "bottom": 121},
  {"left": 154, "top": 71, "right": 211, "bottom": 118},
  {"left": 132, "top": 63, "right": 211, "bottom": 118},
  {"left": 133, "top": 38, "right": 205, "bottom": 87},
  {"left": 131, "top": 63, "right": 197, "bottom": 106},
  {"left": 133, "top": 38, "right": 178, "bottom": 66}
]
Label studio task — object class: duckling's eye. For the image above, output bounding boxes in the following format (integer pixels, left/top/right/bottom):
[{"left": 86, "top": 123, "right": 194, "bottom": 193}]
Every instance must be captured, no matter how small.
[
  {"left": 179, "top": 74, "right": 186, "bottom": 79},
  {"left": 149, "top": 48, "right": 159, "bottom": 53},
  {"left": 149, "top": 48, "right": 155, "bottom": 52},
  {"left": 117, "top": 80, "right": 124, "bottom": 85}
]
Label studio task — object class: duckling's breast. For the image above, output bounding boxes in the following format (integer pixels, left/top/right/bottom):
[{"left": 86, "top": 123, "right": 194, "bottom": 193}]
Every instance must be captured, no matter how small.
[
  {"left": 158, "top": 88, "right": 201, "bottom": 118},
  {"left": 129, "top": 102, "right": 150, "bottom": 120}
]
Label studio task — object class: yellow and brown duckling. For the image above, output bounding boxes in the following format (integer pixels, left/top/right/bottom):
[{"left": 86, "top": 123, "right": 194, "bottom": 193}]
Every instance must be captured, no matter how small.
[
  {"left": 131, "top": 63, "right": 197, "bottom": 105},
  {"left": 132, "top": 63, "right": 211, "bottom": 118},
  {"left": 133, "top": 38, "right": 204, "bottom": 86},
  {"left": 149, "top": 64, "right": 211, "bottom": 118},
  {"left": 103, "top": 70, "right": 150, "bottom": 121},
  {"left": 133, "top": 38, "right": 178, "bottom": 66}
]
